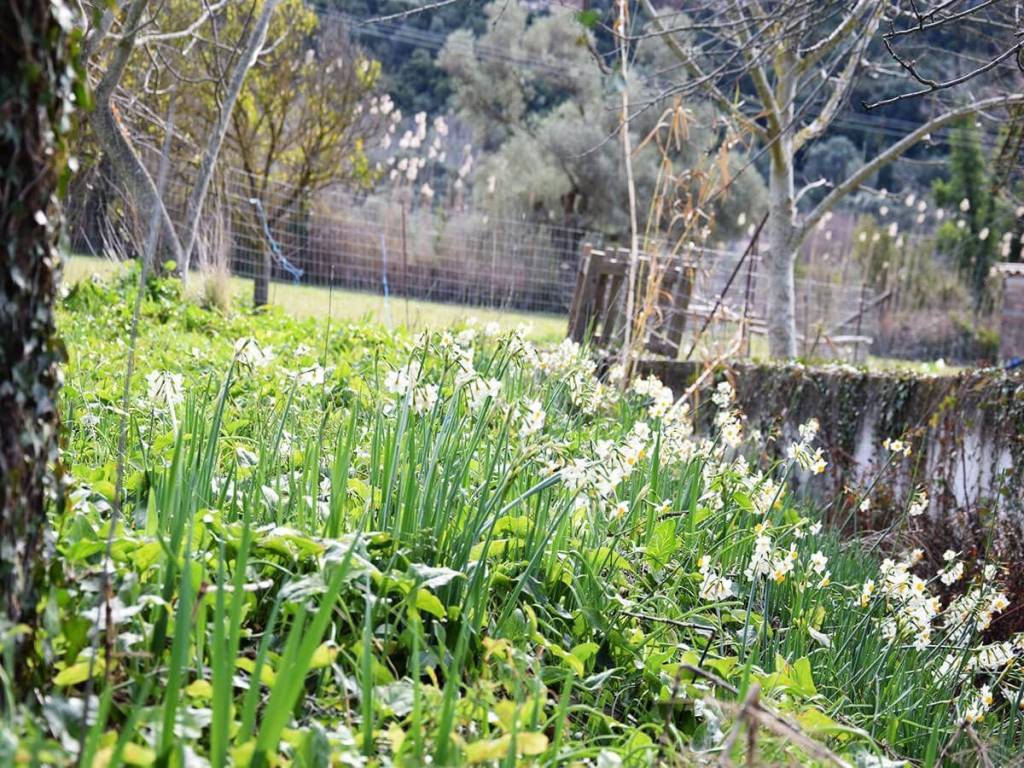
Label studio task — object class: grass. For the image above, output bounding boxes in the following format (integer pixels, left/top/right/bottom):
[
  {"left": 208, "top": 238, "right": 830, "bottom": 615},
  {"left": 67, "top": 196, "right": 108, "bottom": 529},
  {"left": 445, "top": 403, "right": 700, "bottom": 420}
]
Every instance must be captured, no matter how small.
[
  {"left": 63, "top": 254, "right": 568, "bottom": 344},
  {"left": 5, "top": 265, "right": 1019, "bottom": 766},
  {"left": 65, "top": 255, "right": 960, "bottom": 374}
]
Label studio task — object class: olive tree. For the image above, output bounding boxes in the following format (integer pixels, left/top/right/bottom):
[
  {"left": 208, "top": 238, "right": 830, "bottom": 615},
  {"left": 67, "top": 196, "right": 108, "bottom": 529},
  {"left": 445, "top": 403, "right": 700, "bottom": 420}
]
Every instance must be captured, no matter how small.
[{"left": 440, "top": 1, "right": 764, "bottom": 242}]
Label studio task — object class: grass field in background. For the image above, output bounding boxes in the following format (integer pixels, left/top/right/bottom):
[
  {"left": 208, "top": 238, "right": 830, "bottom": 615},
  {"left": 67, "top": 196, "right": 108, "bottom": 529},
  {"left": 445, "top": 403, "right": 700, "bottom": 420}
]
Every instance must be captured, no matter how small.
[
  {"left": 63, "top": 255, "right": 569, "bottom": 343},
  {"left": 63, "top": 255, "right": 958, "bottom": 372}
]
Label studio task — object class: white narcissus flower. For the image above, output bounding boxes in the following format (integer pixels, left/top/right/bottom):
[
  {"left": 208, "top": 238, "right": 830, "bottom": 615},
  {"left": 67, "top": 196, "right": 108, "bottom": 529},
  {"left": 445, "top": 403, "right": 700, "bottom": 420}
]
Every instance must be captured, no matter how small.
[
  {"left": 809, "top": 551, "right": 828, "bottom": 574},
  {"left": 808, "top": 626, "right": 831, "bottom": 647},
  {"left": 234, "top": 337, "right": 274, "bottom": 367},
  {"left": 908, "top": 489, "right": 928, "bottom": 517},
  {"left": 146, "top": 370, "right": 184, "bottom": 408},
  {"left": 745, "top": 534, "right": 773, "bottom": 580},
  {"left": 385, "top": 362, "right": 421, "bottom": 396},
  {"left": 962, "top": 685, "right": 993, "bottom": 724},
  {"left": 412, "top": 384, "right": 438, "bottom": 415},
  {"left": 295, "top": 365, "right": 325, "bottom": 387},
  {"left": 810, "top": 450, "right": 827, "bottom": 475},
  {"left": 699, "top": 568, "right": 733, "bottom": 602},
  {"left": 520, "top": 399, "right": 545, "bottom": 438},
  {"left": 882, "top": 437, "right": 911, "bottom": 456},
  {"left": 860, "top": 578, "right": 875, "bottom": 607},
  {"left": 467, "top": 377, "right": 501, "bottom": 410}
]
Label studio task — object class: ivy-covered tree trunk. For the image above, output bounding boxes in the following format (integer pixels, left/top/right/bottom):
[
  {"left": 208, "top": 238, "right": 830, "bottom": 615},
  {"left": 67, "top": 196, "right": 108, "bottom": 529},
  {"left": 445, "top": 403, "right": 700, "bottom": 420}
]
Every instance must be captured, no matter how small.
[{"left": 0, "top": 0, "right": 74, "bottom": 670}]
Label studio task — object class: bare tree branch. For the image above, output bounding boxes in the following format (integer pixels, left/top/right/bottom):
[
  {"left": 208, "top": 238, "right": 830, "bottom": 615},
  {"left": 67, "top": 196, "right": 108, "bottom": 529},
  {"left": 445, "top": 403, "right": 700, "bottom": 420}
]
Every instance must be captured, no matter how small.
[
  {"left": 801, "top": 93, "right": 1024, "bottom": 243},
  {"left": 90, "top": 0, "right": 185, "bottom": 265},
  {"left": 797, "top": 0, "right": 878, "bottom": 73},
  {"left": 179, "top": 0, "right": 282, "bottom": 277},
  {"left": 134, "top": 0, "right": 228, "bottom": 45},
  {"left": 356, "top": 0, "right": 463, "bottom": 26},
  {"left": 864, "top": 37, "right": 1024, "bottom": 110},
  {"left": 725, "top": 0, "right": 783, "bottom": 139},
  {"left": 637, "top": 0, "right": 766, "bottom": 139},
  {"left": 793, "top": 3, "right": 882, "bottom": 150},
  {"left": 886, "top": 0, "right": 1005, "bottom": 38}
]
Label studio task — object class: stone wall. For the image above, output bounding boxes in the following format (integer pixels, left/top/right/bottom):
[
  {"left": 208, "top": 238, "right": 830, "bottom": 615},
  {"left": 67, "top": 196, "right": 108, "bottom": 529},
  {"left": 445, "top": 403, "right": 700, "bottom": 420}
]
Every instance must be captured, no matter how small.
[
  {"left": 1000, "top": 271, "right": 1024, "bottom": 362},
  {"left": 636, "top": 360, "right": 1024, "bottom": 566}
]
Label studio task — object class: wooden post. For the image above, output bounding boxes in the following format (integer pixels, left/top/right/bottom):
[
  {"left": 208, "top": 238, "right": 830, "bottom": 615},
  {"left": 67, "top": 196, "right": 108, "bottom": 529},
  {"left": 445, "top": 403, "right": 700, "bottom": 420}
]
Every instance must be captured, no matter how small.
[
  {"left": 568, "top": 244, "right": 598, "bottom": 342},
  {"left": 742, "top": 244, "right": 757, "bottom": 358},
  {"left": 854, "top": 283, "right": 867, "bottom": 364}
]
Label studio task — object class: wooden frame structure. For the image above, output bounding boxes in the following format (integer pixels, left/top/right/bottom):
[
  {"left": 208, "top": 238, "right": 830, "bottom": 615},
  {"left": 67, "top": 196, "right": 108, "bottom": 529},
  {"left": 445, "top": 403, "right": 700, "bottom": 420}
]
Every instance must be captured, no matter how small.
[{"left": 567, "top": 245, "right": 697, "bottom": 357}]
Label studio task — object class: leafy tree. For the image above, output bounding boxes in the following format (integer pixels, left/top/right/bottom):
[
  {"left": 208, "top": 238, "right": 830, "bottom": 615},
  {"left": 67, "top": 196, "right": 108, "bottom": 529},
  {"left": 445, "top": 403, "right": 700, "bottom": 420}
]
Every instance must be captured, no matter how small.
[
  {"left": 933, "top": 119, "right": 1003, "bottom": 310},
  {"left": 208, "top": 2, "right": 382, "bottom": 304},
  {"left": 321, "top": 0, "right": 489, "bottom": 114},
  {"left": 439, "top": 2, "right": 764, "bottom": 243},
  {"left": 77, "top": 0, "right": 383, "bottom": 305},
  {"left": 80, "top": 0, "right": 281, "bottom": 273}
]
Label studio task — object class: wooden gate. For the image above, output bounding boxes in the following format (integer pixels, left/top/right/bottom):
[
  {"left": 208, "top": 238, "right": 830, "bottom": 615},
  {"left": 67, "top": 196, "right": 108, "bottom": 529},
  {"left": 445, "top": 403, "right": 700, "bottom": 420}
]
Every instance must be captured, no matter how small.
[{"left": 567, "top": 245, "right": 696, "bottom": 357}]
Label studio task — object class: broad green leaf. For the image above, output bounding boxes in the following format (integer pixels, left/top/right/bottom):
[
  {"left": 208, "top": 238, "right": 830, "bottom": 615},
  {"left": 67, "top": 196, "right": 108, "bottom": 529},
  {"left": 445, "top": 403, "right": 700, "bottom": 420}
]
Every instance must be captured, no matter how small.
[
  {"left": 184, "top": 679, "right": 214, "bottom": 700},
  {"left": 464, "top": 732, "right": 548, "bottom": 763},
  {"left": 571, "top": 642, "right": 600, "bottom": 666},
  {"left": 408, "top": 563, "right": 464, "bottom": 590},
  {"left": 494, "top": 515, "right": 532, "bottom": 537},
  {"left": 645, "top": 520, "right": 678, "bottom": 567},
  {"left": 236, "top": 656, "right": 276, "bottom": 686},
  {"left": 55, "top": 659, "right": 104, "bottom": 687},
  {"left": 790, "top": 656, "right": 817, "bottom": 698},
  {"left": 310, "top": 642, "right": 339, "bottom": 669},
  {"left": 797, "top": 707, "right": 870, "bottom": 742},
  {"left": 413, "top": 589, "right": 446, "bottom": 619}
]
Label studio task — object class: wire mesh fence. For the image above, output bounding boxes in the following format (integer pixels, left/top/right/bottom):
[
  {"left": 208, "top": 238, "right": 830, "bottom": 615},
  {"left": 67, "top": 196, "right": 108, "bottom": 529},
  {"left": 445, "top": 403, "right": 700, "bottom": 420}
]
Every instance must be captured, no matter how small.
[{"left": 67, "top": 163, "right": 888, "bottom": 360}]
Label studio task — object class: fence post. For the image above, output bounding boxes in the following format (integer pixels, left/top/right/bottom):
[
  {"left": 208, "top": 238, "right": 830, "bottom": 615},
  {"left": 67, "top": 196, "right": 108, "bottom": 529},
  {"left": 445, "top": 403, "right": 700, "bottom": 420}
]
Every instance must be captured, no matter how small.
[
  {"left": 254, "top": 247, "right": 270, "bottom": 307},
  {"left": 567, "top": 243, "right": 594, "bottom": 342},
  {"left": 401, "top": 203, "right": 409, "bottom": 327},
  {"left": 741, "top": 241, "right": 757, "bottom": 358},
  {"left": 855, "top": 283, "right": 867, "bottom": 364}
]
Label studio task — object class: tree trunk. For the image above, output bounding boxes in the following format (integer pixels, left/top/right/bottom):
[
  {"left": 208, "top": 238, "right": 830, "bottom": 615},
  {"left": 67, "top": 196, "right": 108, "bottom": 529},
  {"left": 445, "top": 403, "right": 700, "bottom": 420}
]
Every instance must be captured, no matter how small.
[
  {"left": 765, "top": 139, "right": 799, "bottom": 359},
  {"left": 254, "top": 249, "right": 271, "bottom": 307},
  {"left": 89, "top": 0, "right": 186, "bottom": 268},
  {"left": 0, "top": 0, "right": 71, "bottom": 681},
  {"left": 180, "top": 0, "right": 281, "bottom": 280}
]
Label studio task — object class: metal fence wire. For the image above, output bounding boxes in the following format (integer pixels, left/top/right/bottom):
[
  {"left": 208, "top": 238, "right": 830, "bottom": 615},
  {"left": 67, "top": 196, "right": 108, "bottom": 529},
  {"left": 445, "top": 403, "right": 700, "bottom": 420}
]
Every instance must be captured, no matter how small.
[{"left": 67, "top": 163, "right": 882, "bottom": 357}]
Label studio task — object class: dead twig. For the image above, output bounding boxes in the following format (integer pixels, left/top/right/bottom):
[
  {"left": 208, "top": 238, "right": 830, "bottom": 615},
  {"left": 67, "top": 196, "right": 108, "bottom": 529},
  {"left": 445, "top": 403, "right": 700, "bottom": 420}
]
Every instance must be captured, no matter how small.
[
  {"left": 966, "top": 724, "right": 995, "bottom": 768},
  {"left": 676, "top": 664, "right": 852, "bottom": 768},
  {"left": 621, "top": 609, "right": 715, "bottom": 635}
]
